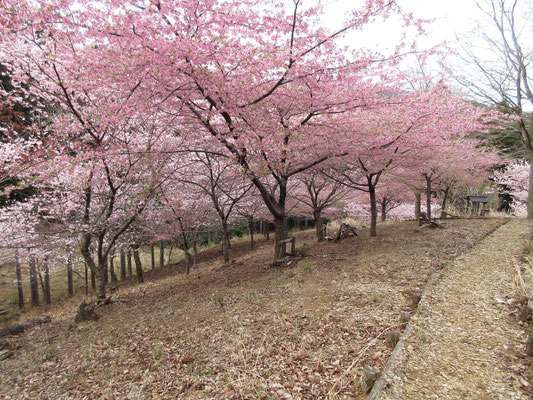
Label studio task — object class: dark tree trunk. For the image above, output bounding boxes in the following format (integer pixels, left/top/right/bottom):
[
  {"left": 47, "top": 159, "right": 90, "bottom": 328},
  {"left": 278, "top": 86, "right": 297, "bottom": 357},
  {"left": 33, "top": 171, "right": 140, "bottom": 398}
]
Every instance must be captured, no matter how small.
[
  {"left": 15, "top": 249, "right": 24, "bottom": 309},
  {"left": 440, "top": 187, "right": 450, "bottom": 219},
  {"left": 221, "top": 221, "right": 230, "bottom": 263},
  {"left": 79, "top": 235, "right": 109, "bottom": 300},
  {"left": 103, "top": 259, "right": 108, "bottom": 286},
  {"left": 266, "top": 223, "right": 270, "bottom": 241},
  {"left": 159, "top": 240, "right": 164, "bottom": 268},
  {"left": 120, "top": 249, "right": 126, "bottom": 280},
  {"left": 314, "top": 209, "right": 325, "bottom": 241},
  {"left": 28, "top": 250, "right": 39, "bottom": 307},
  {"left": 43, "top": 257, "right": 51, "bottom": 305},
  {"left": 109, "top": 254, "right": 118, "bottom": 284},
  {"left": 414, "top": 192, "right": 421, "bottom": 221},
  {"left": 425, "top": 175, "right": 432, "bottom": 221},
  {"left": 127, "top": 249, "right": 132, "bottom": 276},
  {"left": 90, "top": 269, "right": 96, "bottom": 290},
  {"left": 369, "top": 185, "right": 378, "bottom": 237},
  {"left": 66, "top": 246, "right": 74, "bottom": 297},
  {"left": 274, "top": 215, "right": 288, "bottom": 260},
  {"left": 151, "top": 243, "right": 155, "bottom": 269},
  {"left": 167, "top": 244, "right": 173, "bottom": 265},
  {"left": 248, "top": 217, "right": 255, "bottom": 249},
  {"left": 133, "top": 246, "right": 144, "bottom": 284},
  {"left": 95, "top": 255, "right": 107, "bottom": 300},
  {"left": 184, "top": 250, "right": 191, "bottom": 275},
  {"left": 193, "top": 240, "right": 198, "bottom": 266},
  {"left": 84, "top": 261, "right": 88, "bottom": 296}
]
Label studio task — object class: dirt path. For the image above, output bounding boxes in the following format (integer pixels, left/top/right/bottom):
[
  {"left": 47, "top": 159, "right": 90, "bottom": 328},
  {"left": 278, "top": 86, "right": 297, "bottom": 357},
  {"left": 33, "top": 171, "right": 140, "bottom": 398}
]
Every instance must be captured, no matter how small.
[{"left": 380, "top": 219, "right": 531, "bottom": 400}]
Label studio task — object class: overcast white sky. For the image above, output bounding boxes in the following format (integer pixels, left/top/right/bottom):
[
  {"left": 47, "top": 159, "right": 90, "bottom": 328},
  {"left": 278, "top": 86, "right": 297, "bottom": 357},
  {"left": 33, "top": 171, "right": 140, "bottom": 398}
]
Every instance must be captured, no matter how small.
[
  {"left": 322, "top": 0, "right": 482, "bottom": 54},
  {"left": 318, "top": 0, "right": 533, "bottom": 110}
]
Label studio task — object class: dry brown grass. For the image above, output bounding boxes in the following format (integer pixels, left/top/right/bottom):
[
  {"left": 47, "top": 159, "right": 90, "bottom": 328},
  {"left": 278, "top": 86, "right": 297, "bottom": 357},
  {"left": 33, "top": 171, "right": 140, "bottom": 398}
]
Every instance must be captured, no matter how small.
[
  {"left": 0, "top": 219, "right": 507, "bottom": 400},
  {"left": 512, "top": 257, "right": 533, "bottom": 301}
]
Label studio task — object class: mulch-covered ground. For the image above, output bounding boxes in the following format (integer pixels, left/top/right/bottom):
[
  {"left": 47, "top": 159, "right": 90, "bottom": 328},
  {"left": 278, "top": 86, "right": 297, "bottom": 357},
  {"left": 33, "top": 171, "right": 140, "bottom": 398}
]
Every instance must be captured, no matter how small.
[
  {"left": 381, "top": 219, "right": 532, "bottom": 400},
  {"left": 0, "top": 219, "right": 508, "bottom": 399}
]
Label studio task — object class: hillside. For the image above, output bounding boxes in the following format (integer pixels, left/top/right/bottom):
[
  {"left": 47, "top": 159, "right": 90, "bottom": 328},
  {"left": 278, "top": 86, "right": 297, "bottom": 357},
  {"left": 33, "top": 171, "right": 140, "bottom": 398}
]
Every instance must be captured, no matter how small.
[{"left": 1, "top": 218, "right": 526, "bottom": 400}]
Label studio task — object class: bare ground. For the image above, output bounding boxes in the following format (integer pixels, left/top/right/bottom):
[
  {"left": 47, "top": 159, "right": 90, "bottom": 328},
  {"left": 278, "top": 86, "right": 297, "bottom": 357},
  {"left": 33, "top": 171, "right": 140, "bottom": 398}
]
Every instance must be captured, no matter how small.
[
  {"left": 0, "top": 219, "right": 516, "bottom": 400},
  {"left": 381, "top": 219, "right": 532, "bottom": 400}
]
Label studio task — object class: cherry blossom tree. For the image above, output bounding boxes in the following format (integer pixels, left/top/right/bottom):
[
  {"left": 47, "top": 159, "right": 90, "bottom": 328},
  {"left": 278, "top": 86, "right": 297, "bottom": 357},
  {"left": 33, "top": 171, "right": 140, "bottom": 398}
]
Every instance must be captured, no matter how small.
[
  {"left": 181, "top": 152, "right": 253, "bottom": 263},
  {"left": 235, "top": 188, "right": 272, "bottom": 249},
  {"left": 328, "top": 85, "right": 499, "bottom": 234},
  {"left": 148, "top": 184, "right": 213, "bottom": 275},
  {"left": 296, "top": 169, "right": 350, "bottom": 241},
  {"left": 493, "top": 160, "right": 529, "bottom": 216},
  {"left": 1, "top": 0, "right": 422, "bottom": 260},
  {"left": 1, "top": 0, "right": 506, "bottom": 265}
]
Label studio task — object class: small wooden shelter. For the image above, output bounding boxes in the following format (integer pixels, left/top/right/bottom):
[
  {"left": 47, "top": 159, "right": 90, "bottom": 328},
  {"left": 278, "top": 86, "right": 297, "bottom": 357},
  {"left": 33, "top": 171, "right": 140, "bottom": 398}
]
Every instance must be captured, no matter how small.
[{"left": 466, "top": 195, "right": 489, "bottom": 217}]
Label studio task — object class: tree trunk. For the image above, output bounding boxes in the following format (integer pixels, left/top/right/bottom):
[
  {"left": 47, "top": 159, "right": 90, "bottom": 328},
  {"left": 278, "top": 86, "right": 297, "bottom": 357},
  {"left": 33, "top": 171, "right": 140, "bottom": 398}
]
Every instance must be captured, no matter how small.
[
  {"left": 79, "top": 235, "right": 106, "bottom": 300},
  {"left": 91, "top": 269, "right": 96, "bottom": 290},
  {"left": 266, "top": 223, "right": 270, "bottom": 240},
  {"left": 221, "top": 221, "right": 230, "bottom": 263},
  {"left": 167, "top": 244, "right": 173, "bottom": 265},
  {"left": 120, "top": 249, "right": 126, "bottom": 280},
  {"left": 249, "top": 217, "right": 255, "bottom": 249},
  {"left": 95, "top": 256, "right": 107, "bottom": 300},
  {"left": 103, "top": 259, "right": 108, "bottom": 286},
  {"left": 66, "top": 245, "right": 74, "bottom": 297},
  {"left": 314, "top": 209, "right": 325, "bottom": 241},
  {"left": 133, "top": 246, "right": 144, "bottom": 284},
  {"left": 184, "top": 250, "right": 191, "bottom": 275},
  {"left": 159, "top": 240, "right": 164, "bottom": 268},
  {"left": 274, "top": 215, "right": 288, "bottom": 260},
  {"left": 369, "top": 186, "right": 378, "bottom": 237},
  {"left": 127, "top": 249, "right": 132, "bottom": 276},
  {"left": 151, "top": 243, "right": 155, "bottom": 270},
  {"left": 425, "top": 175, "right": 432, "bottom": 221},
  {"left": 36, "top": 260, "right": 45, "bottom": 303},
  {"left": 43, "top": 257, "right": 51, "bottom": 305},
  {"left": 109, "top": 254, "right": 118, "bottom": 284},
  {"left": 440, "top": 187, "right": 450, "bottom": 219},
  {"left": 28, "top": 249, "right": 39, "bottom": 307},
  {"left": 414, "top": 192, "right": 421, "bottom": 220},
  {"left": 84, "top": 261, "right": 88, "bottom": 296},
  {"left": 15, "top": 249, "right": 24, "bottom": 309},
  {"left": 380, "top": 200, "right": 387, "bottom": 222},
  {"left": 193, "top": 240, "right": 198, "bottom": 266}
]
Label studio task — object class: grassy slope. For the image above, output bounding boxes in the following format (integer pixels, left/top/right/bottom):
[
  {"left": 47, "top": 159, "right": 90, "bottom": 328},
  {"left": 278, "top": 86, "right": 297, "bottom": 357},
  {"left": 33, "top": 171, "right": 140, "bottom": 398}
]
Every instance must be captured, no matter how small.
[
  {"left": 0, "top": 219, "right": 506, "bottom": 400},
  {"left": 0, "top": 243, "right": 192, "bottom": 318}
]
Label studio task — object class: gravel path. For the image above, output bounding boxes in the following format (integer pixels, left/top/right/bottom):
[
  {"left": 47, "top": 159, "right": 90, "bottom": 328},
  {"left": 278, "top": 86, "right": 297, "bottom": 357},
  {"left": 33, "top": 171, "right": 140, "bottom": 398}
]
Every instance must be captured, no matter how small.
[{"left": 380, "top": 219, "right": 531, "bottom": 400}]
